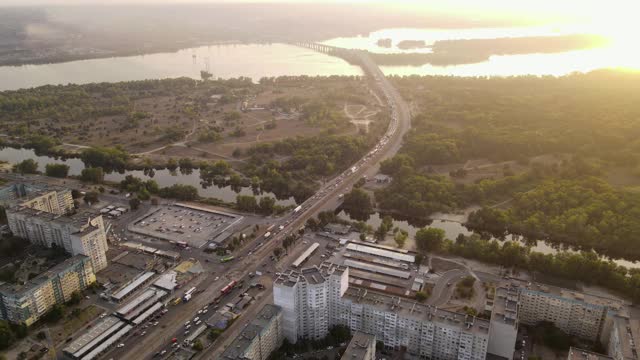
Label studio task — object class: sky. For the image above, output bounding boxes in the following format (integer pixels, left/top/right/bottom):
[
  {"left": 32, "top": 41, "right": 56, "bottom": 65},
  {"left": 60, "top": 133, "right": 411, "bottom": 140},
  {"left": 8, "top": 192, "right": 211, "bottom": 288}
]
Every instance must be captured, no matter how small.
[{"left": 3, "top": 0, "right": 638, "bottom": 31}]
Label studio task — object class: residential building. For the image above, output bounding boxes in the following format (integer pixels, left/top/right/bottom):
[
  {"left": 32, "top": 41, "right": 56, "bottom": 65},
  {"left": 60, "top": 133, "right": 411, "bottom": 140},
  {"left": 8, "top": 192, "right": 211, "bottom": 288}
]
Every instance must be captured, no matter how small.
[
  {"left": 516, "top": 281, "right": 619, "bottom": 341},
  {"left": 0, "top": 255, "right": 95, "bottom": 326},
  {"left": 274, "top": 262, "right": 490, "bottom": 360},
  {"left": 0, "top": 182, "right": 73, "bottom": 215},
  {"left": 221, "top": 304, "right": 283, "bottom": 360},
  {"left": 568, "top": 347, "right": 614, "bottom": 360},
  {"left": 607, "top": 313, "right": 640, "bottom": 360},
  {"left": 487, "top": 284, "right": 519, "bottom": 359},
  {"left": 341, "top": 331, "right": 376, "bottom": 360},
  {"left": 7, "top": 208, "right": 109, "bottom": 271}
]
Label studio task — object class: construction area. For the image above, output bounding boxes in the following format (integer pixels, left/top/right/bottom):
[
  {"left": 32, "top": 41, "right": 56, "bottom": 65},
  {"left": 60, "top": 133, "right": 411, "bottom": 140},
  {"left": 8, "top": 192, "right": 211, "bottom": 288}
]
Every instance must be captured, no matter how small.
[{"left": 128, "top": 203, "right": 243, "bottom": 248}]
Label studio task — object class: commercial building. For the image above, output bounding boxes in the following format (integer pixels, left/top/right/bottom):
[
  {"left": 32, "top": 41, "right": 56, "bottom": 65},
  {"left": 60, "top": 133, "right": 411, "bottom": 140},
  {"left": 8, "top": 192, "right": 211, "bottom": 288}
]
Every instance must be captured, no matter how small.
[
  {"left": 7, "top": 208, "right": 109, "bottom": 272},
  {"left": 221, "top": 304, "right": 283, "bottom": 360},
  {"left": 110, "top": 271, "right": 155, "bottom": 303},
  {"left": 516, "top": 281, "right": 619, "bottom": 342},
  {"left": 0, "top": 255, "right": 95, "bottom": 326},
  {"left": 62, "top": 315, "right": 133, "bottom": 360},
  {"left": 341, "top": 331, "right": 376, "bottom": 360},
  {"left": 0, "top": 182, "right": 73, "bottom": 215},
  {"left": 274, "top": 262, "right": 490, "bottom": 360}
]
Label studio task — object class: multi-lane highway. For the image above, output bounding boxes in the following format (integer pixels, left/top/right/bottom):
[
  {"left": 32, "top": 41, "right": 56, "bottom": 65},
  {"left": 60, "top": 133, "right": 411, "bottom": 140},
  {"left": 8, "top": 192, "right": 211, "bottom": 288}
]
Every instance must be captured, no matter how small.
[{"left": 108, "top": 50, "right": 412, "bottom": 360}]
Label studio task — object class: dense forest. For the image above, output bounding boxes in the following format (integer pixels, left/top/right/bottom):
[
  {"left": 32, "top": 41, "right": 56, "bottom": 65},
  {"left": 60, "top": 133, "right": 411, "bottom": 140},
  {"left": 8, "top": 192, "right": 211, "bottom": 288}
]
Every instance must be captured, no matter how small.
[{"left": 376, "top": 71, "right": 640, "bottom": 261}]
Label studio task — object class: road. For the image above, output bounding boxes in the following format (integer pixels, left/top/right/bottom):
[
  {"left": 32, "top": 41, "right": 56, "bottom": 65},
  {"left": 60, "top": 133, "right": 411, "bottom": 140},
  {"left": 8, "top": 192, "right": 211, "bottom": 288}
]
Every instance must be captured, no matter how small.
[{"left": 108, "top": 50, "right": 412, "bottom": 359}]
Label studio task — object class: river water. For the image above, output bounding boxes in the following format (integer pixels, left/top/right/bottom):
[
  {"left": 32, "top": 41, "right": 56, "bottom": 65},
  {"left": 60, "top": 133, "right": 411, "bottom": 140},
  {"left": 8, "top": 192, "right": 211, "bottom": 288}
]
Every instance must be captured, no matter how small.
[
  {"left": 336, "top": 209, "right": 640, "bottom": 270},
  {"left": 0, "top": 147, "right": 295, "bottom": 206},
  {"left": 1, "top": 26, "right": 639, "bottom": 91}
]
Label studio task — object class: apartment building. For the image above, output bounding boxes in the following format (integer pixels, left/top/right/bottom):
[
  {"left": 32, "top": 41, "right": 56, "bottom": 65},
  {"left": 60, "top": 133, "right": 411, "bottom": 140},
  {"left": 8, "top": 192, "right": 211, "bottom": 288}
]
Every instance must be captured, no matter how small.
[
  {"left": 0, "top": 182, "right": 73, "bottom": 215},
  {"left": 516, "top": 281, "right": 619, "bottom": 341},
  {"left": 568, "top": 347, "right": 614, "bottom": 360},
  {"left": 0, "top": 255, "right": 95, "bottom": 326},
  {"left": 341, "top": 332, "right": 376, "bottom": 360},
  {"left": 221, "top": 304, "right": 283, "bottom": 360},
  {"left": 607, "top": 313, "right": 640, "bottom": 360},
  {"left": 274, "top": 262, "right": 490, "bottom": 360},
  {"left": 487, "top": 284, "right": 519, "bottom": 359},
  {"left": 7, "top": 208, "right": 109, "bottom": 272}
]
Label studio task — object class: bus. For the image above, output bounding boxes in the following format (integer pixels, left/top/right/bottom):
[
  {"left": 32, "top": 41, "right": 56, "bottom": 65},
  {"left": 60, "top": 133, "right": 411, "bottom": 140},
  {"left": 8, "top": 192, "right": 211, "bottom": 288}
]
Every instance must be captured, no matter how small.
[
  {"left": 220, "top": 255, "right": 235, "bottom": 263},
  {"left": 293, "top": 205, "right": 302, "bottom": 213},
  {"left": 221, "top": 280, "right": 237, "bottom": 295},
  {"left": 182, "top": 287, "right": 196, "bottom": 301},
  {"left": 176, "top": 241, "right": 188, "bottom": 248}
]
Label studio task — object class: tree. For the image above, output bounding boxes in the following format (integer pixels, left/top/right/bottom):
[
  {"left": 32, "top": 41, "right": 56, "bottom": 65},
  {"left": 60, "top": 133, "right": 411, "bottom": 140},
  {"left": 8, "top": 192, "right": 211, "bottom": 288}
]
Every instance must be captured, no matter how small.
[
  {"left": 236, "top": 195, "right": 258, "bottom": 212},
  {"left": 45, "top": 164, "right": 70, "bottom": 178},
  {"left": 0, "top": 321, "right": 16, "bottom": 350},
  {"left": 415, "top": 291, "right": 428, "bottom": 302},
  {"left": 129, "top": 198, "right": 141, "bottom": 210},
  {"left": 258, "top": 196, "right": 276, "bottom": 215},
  {"left": 415, "top": 228, "right": 446, "bottom": 252},
  {"left": 80, "top": 167, "right": 104, "bottom": 183},
  {"left": 394, "top": 230, "right": 408, "bottom": 248},
  {"left": 12, "top": 159, "right": 38, "bottom": 174},
  {"left": 415, "top": 253, "right": 424, "bottom": 265},
  {"left": 273, "top": 247, "right": 284, "bottom": 258},
  {"left": 81, "top": 147, "right": 128, "bottom": 170},
  {"left": 342, "top": 188, "right": 373, "bottom": 219},
  {"left": 192, "top": 339, "right": 203, "bottom": 351},
  {"left": 83, "top": 191, "right": 99, "bottom": 204},
  {"left": 42, "top": 304, "right": 64, "bottom": 323}
]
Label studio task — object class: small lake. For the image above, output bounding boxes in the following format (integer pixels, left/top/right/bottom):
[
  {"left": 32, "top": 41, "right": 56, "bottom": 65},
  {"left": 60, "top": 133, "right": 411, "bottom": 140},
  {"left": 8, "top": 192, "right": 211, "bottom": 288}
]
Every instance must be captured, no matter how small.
[
  {"left": 336, "top": 209, "right": 640, "bottom": 270},
  {"left": 0, "top": 147, "right": 295, "bottom": 205}
]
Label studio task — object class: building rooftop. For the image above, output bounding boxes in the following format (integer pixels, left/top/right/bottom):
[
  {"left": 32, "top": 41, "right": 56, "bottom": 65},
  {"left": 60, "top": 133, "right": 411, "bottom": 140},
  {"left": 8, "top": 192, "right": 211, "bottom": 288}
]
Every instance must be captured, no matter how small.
[
  {"left": 62, "top": 315, "right": 124, "bottom": 357},
  {"left": 508, "top": 278, "right": 622, "bottom": 311},
  {"left": 612, "top": 314, "right": 640, "bottom": 360},
  {"left": 221, "top": 304, "right": 282, "bottom": 360},
  {"left": 567, "top": 347, "right": 613, "bottom": 360},
  {"left": 9, "top": 206, "right": 101, "bottom": 231},
  {"left": 275, "top": 262, "right": 347, "bottom": 288},
  {"left": 343, "top": 286, "right": 490, "bottom": 335},
  {"left": 342, "top": 331, "right": 375, "bottom": 360},
  {"left": 491, "top": 284, "right": 519, "bottom": 327},
  {"left": 111, "top": 271, "right": 155, "bottom": 301},
  {"left": 0, "top": 255, "right": 90, "bottom": 296}
]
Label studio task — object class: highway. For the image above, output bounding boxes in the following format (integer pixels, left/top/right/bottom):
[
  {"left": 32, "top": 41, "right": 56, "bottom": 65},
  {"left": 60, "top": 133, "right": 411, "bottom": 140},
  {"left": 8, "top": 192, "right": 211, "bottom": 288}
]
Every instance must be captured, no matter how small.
[{"left": 107, "top": 50, "right": 413, "bottom": 360}]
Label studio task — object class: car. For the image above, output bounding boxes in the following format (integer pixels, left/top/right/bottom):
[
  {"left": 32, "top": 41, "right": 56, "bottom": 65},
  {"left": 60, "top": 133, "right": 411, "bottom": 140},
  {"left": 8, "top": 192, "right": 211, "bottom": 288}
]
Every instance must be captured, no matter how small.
[
  {"left": 100, "top": 312, "right": 108, "bottom": 318},
  {"left": 160, "top": 350, "right": 167, "bottom": 355},
  {"left": 117, "top": 343, "right": 125, "bottom": 348},
  {"left": 197, "top": 310, "right": 203, "bottom": 314},
  {"left": 185, "top": 324, "right": 191, "bottom": 330},
  {"left": 194, "top": 317, "right": 200, "bottom": 322},
  {"left": 141, "top": 331, "right": 146, "bottom": 336},
  {"left": 85, "top": 295, "right": 90, "bottom": 300},
  {"left": 184, "top": 321, "right": 190, "bottom": 326},
  {"left": 214, "top": 276, "right": 220, "bottom": 281},
  {"left": 202, "top": 309, "right": 208, "bottom": 314}
]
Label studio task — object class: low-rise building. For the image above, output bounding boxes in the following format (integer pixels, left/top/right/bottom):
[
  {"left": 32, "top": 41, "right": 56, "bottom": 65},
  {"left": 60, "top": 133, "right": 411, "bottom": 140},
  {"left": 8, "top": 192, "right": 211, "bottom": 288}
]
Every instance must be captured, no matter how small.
[
  {"left": 0, "top": 255, "right": 95, "bottom": 326},
  {"left": 7, "top": 208, "right": 109, "bottom": 272},
  {"left": 341, "top": 331, "right": 376, "bottom": 360},
  {"left": 568, "top": 347, "right": 614, "bottom": 360},
  {"left": 221, "top": 304, "right": 283, "bottom": 360}
]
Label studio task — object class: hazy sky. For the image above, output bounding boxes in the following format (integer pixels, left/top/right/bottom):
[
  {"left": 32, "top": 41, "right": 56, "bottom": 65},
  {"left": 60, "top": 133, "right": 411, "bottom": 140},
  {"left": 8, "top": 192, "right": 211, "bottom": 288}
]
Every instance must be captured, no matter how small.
[{"left": 3, "top": 0, "right": 637, "bottom": 26}]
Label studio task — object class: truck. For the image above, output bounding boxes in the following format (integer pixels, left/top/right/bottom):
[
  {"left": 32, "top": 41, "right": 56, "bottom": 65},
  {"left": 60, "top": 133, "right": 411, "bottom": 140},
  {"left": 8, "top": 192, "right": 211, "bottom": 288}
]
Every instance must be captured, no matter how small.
[
  {"left": 182, "top": 287, "right": 197, "bottom": 301},
  {"left": 221, "top": 280, "right": 237, "bottom": 295},
  {"left": 293, "top": 205, "right": 302, "bottom": 213}
]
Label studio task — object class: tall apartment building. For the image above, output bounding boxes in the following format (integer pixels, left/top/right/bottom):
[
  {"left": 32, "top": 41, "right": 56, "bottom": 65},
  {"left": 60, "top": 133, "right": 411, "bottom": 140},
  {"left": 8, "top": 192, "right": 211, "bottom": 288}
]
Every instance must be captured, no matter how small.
[
  {"left": 274, "top": 263, "right": 491, "bottom": 360},
  {"left": 221, "top": 304, "right": 283, "bottom": 360},
  {"left": 487, "top": 283, "right": 519, "bottom": 359},
  {"left": 341, "top": 332, "right": 376, "bottom": 360},
  {"left": 516, "top": 281, "right": 619, "bottom": 341},
  {"left": 7, "top": 208, "right": 109, "bottom": 272},
  {"left": 0, "top": 182, "right": 73, "bottom": 215},
  {"left": 0, "top": 255, "right": 95, "bottom": 326}
]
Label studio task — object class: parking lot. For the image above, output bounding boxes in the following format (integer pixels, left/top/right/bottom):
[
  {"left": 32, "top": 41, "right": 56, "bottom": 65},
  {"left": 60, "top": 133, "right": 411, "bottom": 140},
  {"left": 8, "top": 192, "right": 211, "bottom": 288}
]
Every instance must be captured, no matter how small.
[{"left": 129, "top": 204, "right": 242, "bottom": 248}]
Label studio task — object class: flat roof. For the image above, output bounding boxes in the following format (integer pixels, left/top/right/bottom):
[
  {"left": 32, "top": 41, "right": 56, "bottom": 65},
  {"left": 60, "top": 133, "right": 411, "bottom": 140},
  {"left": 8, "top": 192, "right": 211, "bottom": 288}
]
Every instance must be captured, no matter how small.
[
  {"left": 567, "top": 347, "right": 613, "bottom": 360},
  {"left": 344, "top": 259, "right": 410, "bottom": 279},
  {"left": 63, "top": 316, "right": 123, "bottom": 357},
  {"left": 292, "top": 243, "right": 320, "bottom": 267},
  {"left": 132, "top": 302, "right": 164, "bottom": 325},
  {"left": 221, "top": 304, "right": 281, "bottom": 359},
  {"left": 116, "top": 288, "right": 166, "bottom": 321},
  {"left": 343, "top": 286, "right": 490, "bottom": 336},
  {"left": 342, "top": 331, "right": 375, "bottom": 360},
  {"left": 346, "top": 243, "right": 414, "bottom": 263},
  {"left": 81, "top": 324, "right": 133, "bottom": 360},
  {"left": 111, "top": 272, "right": 155, "bottom": 301}
]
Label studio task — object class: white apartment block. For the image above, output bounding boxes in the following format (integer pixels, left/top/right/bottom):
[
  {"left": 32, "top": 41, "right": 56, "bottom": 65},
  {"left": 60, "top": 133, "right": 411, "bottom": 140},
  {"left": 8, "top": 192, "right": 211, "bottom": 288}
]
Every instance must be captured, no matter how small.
[
  {"left": 517, "top": 282, "right": 617, "bottom": 341},
  {"left": 0, "top": 182, "right": 74, "bottom": 215},
  {"left": 488, "top": 284, "right": 519, "bottom": 359},
  {"left": 274, "top": 263, "right": 491, "bottom": 360},
  {"left": 341, "top": 331, "right": 376, "bottom": 360},
  {"left": 7, "top": 208, "right": 109, "bottom": 272},
  {"left": 221, "top": 304, "right": 283, "bottom": 360}
]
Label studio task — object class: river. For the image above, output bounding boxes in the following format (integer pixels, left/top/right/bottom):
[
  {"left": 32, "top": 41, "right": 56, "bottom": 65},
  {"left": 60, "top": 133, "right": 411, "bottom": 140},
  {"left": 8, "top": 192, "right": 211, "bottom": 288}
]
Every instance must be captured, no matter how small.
[
  {"left": 336, "top": 209, "right": 640, "bottom": 270},
  {"left": 0, "top": 147, "right": 295, "bottom": 206},
  {"left": 1, "top": 26, "right": 640, "bottom": 91}
]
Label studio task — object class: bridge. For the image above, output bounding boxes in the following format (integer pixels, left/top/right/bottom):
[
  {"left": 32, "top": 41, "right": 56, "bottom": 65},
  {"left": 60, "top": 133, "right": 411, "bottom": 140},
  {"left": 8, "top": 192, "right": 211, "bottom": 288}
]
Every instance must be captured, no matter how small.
[{"left": 291, "top": 41, "right": 361, "bottom": 65}]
